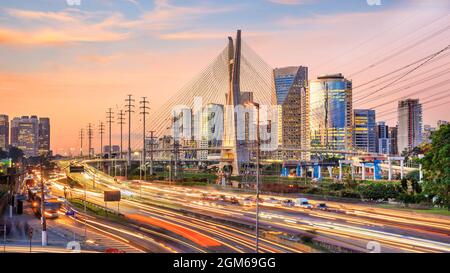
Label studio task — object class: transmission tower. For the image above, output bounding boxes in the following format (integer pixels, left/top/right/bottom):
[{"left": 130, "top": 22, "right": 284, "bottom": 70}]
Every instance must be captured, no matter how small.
[
  {"left": 99, "top": 121, "right": 105, "bottom": 158},
  {"left": 106, "top": 108, "right": 114, "bottom": 159},
  {"left": 117, "top": 109, "right": 125, "bottom": 159},
  {"left": 79, "top": 129, "right": 84, "bottom": 157},
  {"left": 140, "top": 97, "right": 150, "bottom": 181},
  {"left": 87, "top": 123, "right": 93, "bottom": 159},
  {"left": 125, "top": 94, "right": 135, "bottom": 167}
]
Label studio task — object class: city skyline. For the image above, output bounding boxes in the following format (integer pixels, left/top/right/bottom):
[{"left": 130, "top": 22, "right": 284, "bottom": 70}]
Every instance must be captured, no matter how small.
[{"left": 0, "top": 0, "right": 449, "bottom": 153}]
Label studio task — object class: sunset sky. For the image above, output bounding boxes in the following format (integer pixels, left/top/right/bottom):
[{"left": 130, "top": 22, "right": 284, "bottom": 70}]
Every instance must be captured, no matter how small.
[{"left": 0, "top": 0, "right": 449, "bottom": 154}]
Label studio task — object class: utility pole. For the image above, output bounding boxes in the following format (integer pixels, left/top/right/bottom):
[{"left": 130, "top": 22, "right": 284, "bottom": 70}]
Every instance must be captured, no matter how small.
[
  {"left": 125, "top": 95, "right": 135, "bottom": 169},
  {"left": 87, "top": 123, "right": 93, "bottom": 159},
  {"left": 40, "top": 154, "right": 47, "bottom": 246},
  {"left": 117, "top": 110, "right": 125, "bottom": 159},
  {"left": 149, "top": 130, "right": 156, "bottom": 176},
  {"left": 140, "top": 97, "right": 150, "bottom": 181},
  {"left": 79, "top": 129, "right": 84, "bottom": 157},
  {"left": 99, "top": 122, "right": 105, "bottom": 158},
  {"left": 106, "top": 108, "right": 114, "bottom": 176}
]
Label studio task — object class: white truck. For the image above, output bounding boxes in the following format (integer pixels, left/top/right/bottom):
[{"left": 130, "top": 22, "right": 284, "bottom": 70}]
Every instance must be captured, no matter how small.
[{"left": 295, "top": 198, "right": 313, "bottom": 209}]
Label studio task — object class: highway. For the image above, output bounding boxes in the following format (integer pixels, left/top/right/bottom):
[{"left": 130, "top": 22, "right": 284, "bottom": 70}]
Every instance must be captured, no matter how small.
[{"left": 54, "top": 161, "right": 450, "bottom": 253}]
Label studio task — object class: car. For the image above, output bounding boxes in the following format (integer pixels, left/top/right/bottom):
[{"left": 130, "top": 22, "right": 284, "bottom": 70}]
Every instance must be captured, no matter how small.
[
  {"left": 315, "top": 203, "right": 328, "bottom": 210},
  {"left": 264, "top": 197, "right": 280, "bottom": 204},
  {"left": 281, "top": 199, "right": 295, "bottom": 207}
]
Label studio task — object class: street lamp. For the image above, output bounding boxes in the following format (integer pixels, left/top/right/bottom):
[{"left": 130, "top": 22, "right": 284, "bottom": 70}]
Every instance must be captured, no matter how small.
[{"left": 244, "top": 101, "right": 260, "bottom": 254}]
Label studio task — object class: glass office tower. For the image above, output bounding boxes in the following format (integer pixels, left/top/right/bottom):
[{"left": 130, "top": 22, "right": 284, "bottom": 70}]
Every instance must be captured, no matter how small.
[
  {"left": 309, "top": 74, "right": 353, "bottom": 154},
  {"left": 354, "top": 109, "right": 376, "bottom": 153}
]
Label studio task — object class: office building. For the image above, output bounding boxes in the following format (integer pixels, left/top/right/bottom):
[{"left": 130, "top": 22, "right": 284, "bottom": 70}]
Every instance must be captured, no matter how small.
[
  {"left": 309, "top": 74, "right": 353, "bottom": 154},
  {"left": 397, "top": 99, "right": 422, "bottom": 154},
  {"left": 274, "top": 66, "right": 309, "bottom": 160},
  {"left": 353, "top": 109, "right": 376, "bottom": 153},
  {"left": 389, "top": 126, "right": 398, "bottom": 156},
  {"left": 0, "top": 115, "right": 9, "bottom": 150},
  {"left": 376, "top": 121, "right": 391, "bottom": 154},
  {"left": 11, "top": 116, "right": 50, "bottom": 157},
  {"left": 38, "top": 117, "right": 50, "bottom": 154}
]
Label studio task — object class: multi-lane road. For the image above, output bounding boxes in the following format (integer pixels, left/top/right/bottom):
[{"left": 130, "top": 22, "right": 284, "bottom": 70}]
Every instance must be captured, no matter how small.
[{"left": 51, "top": 161, "right": 450, "bottom": 253}]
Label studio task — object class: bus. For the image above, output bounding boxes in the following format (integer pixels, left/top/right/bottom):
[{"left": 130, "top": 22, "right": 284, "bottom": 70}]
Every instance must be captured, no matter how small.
[
  {"left": 24, "top": 176, "right": 36, "bottom": 189},
  {"left": 31, "top": 194, "right": 63, "bottom": 219}
]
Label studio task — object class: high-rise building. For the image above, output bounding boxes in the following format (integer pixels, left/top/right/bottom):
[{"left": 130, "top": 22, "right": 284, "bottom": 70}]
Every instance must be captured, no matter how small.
[
  {"left": 274, "top": 66, "right": 309, "bottom": 160},
  {"left": 397, "top": 99, "right": 422, "bottom": 154},
  {"left": 199, "top": 103, "right": 224, "bottom": 160},
  {"left": 353, "top": 109, "right": 376, "bottom": 153},
  {"left": 376, "top": 121, "right": 391, "bottom": 154},
  {"left": 38, "top": 117, "right": 50, "bottom": 154},
  {"left": 0, "top": 115, "right": 9, "bottom": 150},
  {"left": 11, "top": 116, "right": 50, "bottom": 157},
  {"left": 309, "top": 74, "right": 353, "bottom": 154},
  {"left": 422, "top": 124, "right": 436, "bottom": 144},
  {"left": 437, "top": 120, "right": 449, "bottom": 128},
  {"left": 389, "top": 126, "right": 398, "bottom": 155},
  {"left": 11, "top": 116, "right": 39, "bottom": 157}
]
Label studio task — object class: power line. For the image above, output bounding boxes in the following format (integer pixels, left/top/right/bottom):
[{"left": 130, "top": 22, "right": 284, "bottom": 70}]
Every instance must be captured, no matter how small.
[
  {"left": 79, "top": 129, "right": 84, "bottom": 157},
  {"left": 106, "top": 108, "right": 114, "bottom": 160},
  {"left": 140, "top": 96, "right": 150, "bottom": 181},
  {"left": 353, "top": 44, "right": 450, "bottom": 104},
  {"left": 117, "top": 109, "right": 125, "bottom": 159},
  {"left": 87, "top": 123, "right": 93, "bottom": 159},
  {"left": 98, "top": 121, "right": 105, "bottom": 158},
  {"left": 125, "top": 94, "right": 135, "bottom": 166}
]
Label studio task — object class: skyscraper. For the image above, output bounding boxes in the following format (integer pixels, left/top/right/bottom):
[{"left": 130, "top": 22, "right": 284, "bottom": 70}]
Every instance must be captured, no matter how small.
[
  {"left": 38, "top": 117, "right": 51, "bottom": 155},
  {"left": 437, "top": 120, "right": 449, "bottom": 128},
  {"left": 389, "top": 126, "right": 398, "bottom": 155},
  {"left": 11, "top": 116, "right": 39, "bottom": 157},
  {"left": 11, "top": 116, "right": 50, "bottom": 157},
  {"left": 309, "top": 74, "right": 353, "bottom": 154},
  {"left": 353, "top": 109, "right": 376, "bottom": 153},
  {"left": 422, "top": 124, "right": 436, "bottom": 144},
  {"left": 0, "top": 115, "right": 9, "bottom": 150},
  {"left": 274, "top": 66, "right": 309, "bottom": 160},
  {"left": 397, "top": 99, "right": 422, "bottom": 154},
  {"left": 376, "top": 121, "right": 391, "bottom": 154},
  {"left": 199, "top": 103, "right": 224, "bottom": 160}
]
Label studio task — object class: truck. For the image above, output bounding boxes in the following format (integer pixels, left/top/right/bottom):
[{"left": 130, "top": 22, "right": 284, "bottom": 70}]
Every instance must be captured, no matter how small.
[{"left": 295, "top": 198, "right": 313, "bottom": 209}]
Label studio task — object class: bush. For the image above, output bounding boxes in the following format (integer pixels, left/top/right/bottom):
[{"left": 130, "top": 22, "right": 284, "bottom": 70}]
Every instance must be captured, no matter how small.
[
  {"left": 305, "top": 187, "right": 324, "bottom": 195},
  {"left": 357, "top": 182, "right": 401, "bottom": 201},
  {"left": 327, "top": 183, "right": 345, "bottom": 191},
  {"left": 339, "top": 190, "right": 362, "bottom": 199}
]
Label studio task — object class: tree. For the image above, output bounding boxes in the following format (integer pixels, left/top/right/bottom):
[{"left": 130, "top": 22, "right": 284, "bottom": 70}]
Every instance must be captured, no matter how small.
[
  {"left": 8, "top": 147, "right": 24, "bottom": 163},
  {"left": 421, "top": 124, "right": 450, "bottom": 210},
  {"left": 0, "top": 148, "right": 8, "bottom": 159}
]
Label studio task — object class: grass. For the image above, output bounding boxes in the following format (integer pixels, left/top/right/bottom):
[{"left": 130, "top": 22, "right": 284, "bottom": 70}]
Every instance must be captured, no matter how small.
[
  {"left": 70, "top": 199, "right": 125, "bottom": 222},
  {"left": 376, "top": 203, "right": 450, "bottom": 217}
]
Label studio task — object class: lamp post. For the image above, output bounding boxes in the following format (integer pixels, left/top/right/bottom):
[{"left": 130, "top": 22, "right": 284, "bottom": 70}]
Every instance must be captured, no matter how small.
[{"left": 244, "top": 101, "right": 260, "bottom": 253}]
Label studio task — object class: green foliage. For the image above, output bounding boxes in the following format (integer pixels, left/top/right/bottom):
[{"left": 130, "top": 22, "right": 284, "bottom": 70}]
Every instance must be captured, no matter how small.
[
  {"left": 421, "top": 124, "right": 450, "bottom": 209},
  {"left": 327, "top": 182, "right": 345, "bottom": 191},
  {"left": 357, "top": 182, "right": 401, "bottom": 201},
  {"left": 339, "top": 189, "right": 362, "bottom": 199}
]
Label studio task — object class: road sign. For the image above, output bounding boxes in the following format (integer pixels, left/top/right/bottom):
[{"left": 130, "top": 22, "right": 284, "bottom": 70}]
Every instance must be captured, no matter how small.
[
  {"left": 104, "top": 190, "right": 121, "bottom": 202},
  {"left": 69, "top": 165, "right": 84, "bottom": 173}
]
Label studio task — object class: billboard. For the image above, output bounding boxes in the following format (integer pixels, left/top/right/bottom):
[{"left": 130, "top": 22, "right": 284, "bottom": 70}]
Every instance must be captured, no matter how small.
[{"left": 104, "top": 190, "right": 121, "bottom": 202}]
